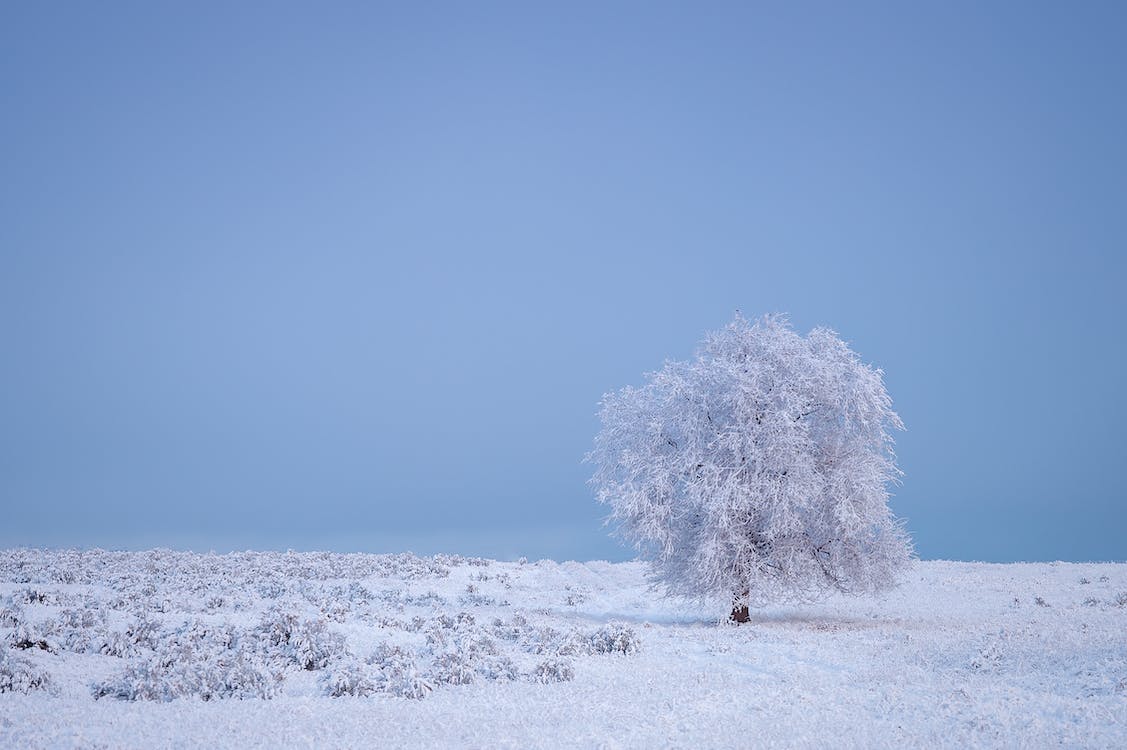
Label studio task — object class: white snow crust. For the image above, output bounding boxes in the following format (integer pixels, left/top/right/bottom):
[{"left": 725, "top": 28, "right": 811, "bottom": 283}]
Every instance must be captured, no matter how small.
[{"left": 1, "top": 548, "right": 1124, "bottom": 748}]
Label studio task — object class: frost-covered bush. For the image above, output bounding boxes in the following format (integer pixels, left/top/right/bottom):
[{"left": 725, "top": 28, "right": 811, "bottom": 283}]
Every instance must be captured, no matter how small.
[
  {"left": 403, "top": 590, "right": 447, "bottom": 608},
  {"left": 589, "top": 314, "right": 912, "bottom": 613},
  {"left": 96, "top": 618, "right": 162, "bottom": 658},
  {"left": 459, "top": 585, "right": 498, "bottom": 607},
  {"left": 477, "top": 653, "right": 520, "bottom": 682},
  {"left": 254, "top": 609, "right": 347, "bottom": 671},
  {"left": 367, "top": 643, "right": 431, "bottom": 699},
  {"left": 320, "top": 659, "right": 379, "bottom": 697},
  {"left": 427, "top": 628, "right": 518, "bottom": 686},
  {"left": 257, "top": 580, "right": 288, "bottom": 600},
  {"left": 318, "top": 599, "right": 351, "bottom": 623},
  {"left": 92, "top": 656, "right": 279, "bottom": 702},
  {"left": 92, "top": 620, "right": 281, "bottom": 702},
  {"left": 564, "top": 586, "right": 589, "bottom": 606},
  {"left": 0, "top": 649, "right": 53, "bottom": 694},
  {"left": 0, "top": 598, "right": 23, "bottom": 628},
  {"left": 585, "top": 623, "right": 641, "bottom": 655},
  {"left": 8, "top": 623, "right": 57, "bottom": 653},
  {"left": 321, "top": 644, "right": 453, "bottom": 699},
  {"left": 532, "top": 658, "right": 574, "bottom": 683},
  {"left": 430, "top": 652, "right": 477, "bottom": 685},
  {"left": 491, "top": 613, "right": 530, "bottom": 642},
  {"left": 13, "top": 588, "right": 59, "bottom": 605}
]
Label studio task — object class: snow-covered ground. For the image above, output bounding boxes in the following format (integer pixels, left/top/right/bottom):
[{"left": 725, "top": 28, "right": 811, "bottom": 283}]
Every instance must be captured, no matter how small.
[{"left": 0, "top": 549, "right": 1124, "bottom": 748}]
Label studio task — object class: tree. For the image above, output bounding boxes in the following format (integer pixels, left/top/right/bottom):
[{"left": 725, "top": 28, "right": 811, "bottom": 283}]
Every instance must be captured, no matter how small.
[{"left": 587, "top": 314, "right": 911, "bottom": 621}]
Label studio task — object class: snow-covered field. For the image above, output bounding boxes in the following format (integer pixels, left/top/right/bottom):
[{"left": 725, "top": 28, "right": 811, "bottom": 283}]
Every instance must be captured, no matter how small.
[{"left": 0, "top": 549, "right": 1124, "bottom": 748}]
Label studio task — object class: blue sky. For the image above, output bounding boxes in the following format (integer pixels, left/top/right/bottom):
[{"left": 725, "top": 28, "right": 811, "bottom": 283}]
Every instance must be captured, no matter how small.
[{"left": 1, "top": 2, "right": 1124, "bottom": 562}]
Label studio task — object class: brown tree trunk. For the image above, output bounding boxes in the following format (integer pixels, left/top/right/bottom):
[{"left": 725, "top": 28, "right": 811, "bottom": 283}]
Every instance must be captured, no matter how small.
[{"left": 730, "top": 589, "right": 750, "bottom": 623}]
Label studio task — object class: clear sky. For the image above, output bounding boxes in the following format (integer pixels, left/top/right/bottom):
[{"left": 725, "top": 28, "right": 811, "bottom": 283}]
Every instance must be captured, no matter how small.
[{"left": 2, "top": 2, "right": 1124, "bottom": 562}]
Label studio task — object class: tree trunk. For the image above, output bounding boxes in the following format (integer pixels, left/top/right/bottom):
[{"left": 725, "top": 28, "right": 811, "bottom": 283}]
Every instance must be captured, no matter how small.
[{"left": 730, "top": 589, "right": 750, "bottom": 623}]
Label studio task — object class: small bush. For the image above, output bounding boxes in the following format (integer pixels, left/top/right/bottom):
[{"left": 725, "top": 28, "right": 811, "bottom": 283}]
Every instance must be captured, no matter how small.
[
  {"left": 8, "top": 624, "right": 57, "bottom": 653},
  {"left": 585, "top": 623, "right": 641, "bottom": 655},
  {"left": 0, "top": 599, "right": 23, "bottom": 628},
  {"left": 92, "top": 656, "right": 280, "bottom": 702},
  {"left": 532, "top": 659, "right": 574, "bottom": 684},
  {"left": 255, "top": 609, "right": 346, "bottom": 671},
  {"left": 367, "top": 643, "right": 432, "bottom": 699},
  {"left": 430, "top": 652, "right": 476, "bottom": 685},
  {"left": 0, "top": 649, "right": 53, "bottom": 694},
  {"left": 320, "top": 660, "right": 378, "bottom": 697}
]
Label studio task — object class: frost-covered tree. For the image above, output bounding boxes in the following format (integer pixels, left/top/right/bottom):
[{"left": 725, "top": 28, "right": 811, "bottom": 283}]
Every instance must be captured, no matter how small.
[{"left": 588, "top": 314, "right": 911, "bottom": 620}]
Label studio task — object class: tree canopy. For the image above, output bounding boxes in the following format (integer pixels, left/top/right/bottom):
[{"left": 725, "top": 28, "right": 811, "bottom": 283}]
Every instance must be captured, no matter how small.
[{"left": 588, "top": 314, "right": 912, "bottom": 610}]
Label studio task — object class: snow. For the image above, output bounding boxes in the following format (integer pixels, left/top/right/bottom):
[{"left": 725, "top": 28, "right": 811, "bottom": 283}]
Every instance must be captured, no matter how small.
[
  {"left": 589, "top": 314, "right": 911, "bottom": 607},
  {"left": 1, "top": 549, "right": 1125, "bottom": 748}
]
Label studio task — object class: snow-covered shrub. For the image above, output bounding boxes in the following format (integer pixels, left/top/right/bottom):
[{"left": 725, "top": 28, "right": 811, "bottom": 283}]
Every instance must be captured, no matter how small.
[
  {"left": 13, "top": 588, "right": 58, "bottom": 606},
  {"left": 564, "top": 586, "right": 589, "bottom": 606},
  {"left": 459, "top": 585, "right": 496, "bottom": 607},
  {"left": 92, "top": 655, "right": 280, "bottom": 702},
  {"left": 0, "top": 649, "right": 53, "bottom": 694},
  {"left": 424, "top": 612, "right": 477, "bottom": 648},
  {"left": 347, "top": 581, "right": 373, "bottom": 602},
  {"left": 532, "top": 658, "right": 574, "bottom": 683},
  {"left": 96, "top": 618, "right": 162, "bottom": 658},
  {"left": 320, "top": 659, "right": 379, "bottom": 697},
  {"left": 476, "top": 653, "right": 519, "bottom": 682},
  {"left": 585, "top": 623, "right": 641, "bottom": 655},
  {"left": 403, "top": 590, "right": 447, "bottom": 608},
  {"left": 524, "top": 626, "right": 565, "bottom": 655},
  {"left": 424, "top": 625, "right": 449, "bottom": 649},
  {"left": 318, "top": 599, "right": 350, "bottom": 623},
  {"left": 8, "top": 623, "right": 58, "bottom": 653},
  {"left": 1113, "top": 592, "right": 1127, "bottom": 607},
  {"left": 0, "top": 599, "right": 24, "bottom": 628},
  {"left": 254, "top": 609, "right": 346, "bottom": 671},
  {"left": 93, "top": 619, "right": 280, "bottom": 702},
  {"left": 255, "top": 604, "right": 347, "bottom": 667},
  {"left": 257, "top": 580, "right": 288, "bottom": 600},
  {"left": 367, "top": 643, "right": 431, "bottom": 699},
  {"left": 430, "top": 652, "right": 477, "bottom": 685},
  {"left": 56, "top": 607, "right": 106, "bottom": 631},
  {"left": 428, "top": 630, "right": 516, "bottom": 686},
  {"left": 437, "top": 612, "right": 476, "bottom": 630},
  {"left": 491, "top": 614, "right": 530, "bottom": 641},
  {"left": 589, "top": 314, "right": 911, "bottom": 614}
]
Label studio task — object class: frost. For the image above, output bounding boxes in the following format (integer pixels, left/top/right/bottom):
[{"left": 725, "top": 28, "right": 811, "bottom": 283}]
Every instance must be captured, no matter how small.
[
  {"left": 4, "top": 548, "right": 1123, "bottom": 747},
  {"left": 320, "top": 659, "right": 379, "bottom": 697},
  {"left": 532, "top": 659, "right": 574, "bottom": 683},
  {"left": 585, "top": 623, "right": 641, "bottom": 655},
  {"left": 92, "top": 620, "right": 281, "bottom": 701},
  {"left": 254, "top": 609, "right": 346, "bottom": 671},
  {"left": 0, "top": 649, "right": 53, "bottom": 694},
  {"left": 92, "top": 657, "right": 280, "bottom": 702},
  {"left": 588, "top": 314, "right": 912, "bottom": 611},
  {"left": 366, "top": 644, "right": 431, "bottom": 699}
]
